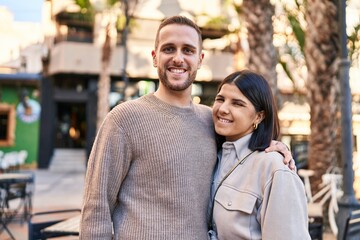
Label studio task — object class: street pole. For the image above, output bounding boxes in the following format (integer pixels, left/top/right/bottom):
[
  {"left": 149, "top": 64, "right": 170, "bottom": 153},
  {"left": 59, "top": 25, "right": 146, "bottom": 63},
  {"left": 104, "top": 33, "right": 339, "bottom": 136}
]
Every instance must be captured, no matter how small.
[
  {"left": 121, "top": 0, "right": 130, "bottom": 100},
  {"left": 336, "top": 0, "right": 360, "bottom": 239}
]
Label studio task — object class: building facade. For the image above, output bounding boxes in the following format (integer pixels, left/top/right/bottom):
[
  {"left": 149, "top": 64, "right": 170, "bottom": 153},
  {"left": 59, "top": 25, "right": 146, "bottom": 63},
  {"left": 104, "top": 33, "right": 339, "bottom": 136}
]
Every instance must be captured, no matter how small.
[
  {"left": 38, "top": 0, "right": 236, "bottom": 168},
  {"left": 0, "top": 73, "right": 41, "bottom": 168}
]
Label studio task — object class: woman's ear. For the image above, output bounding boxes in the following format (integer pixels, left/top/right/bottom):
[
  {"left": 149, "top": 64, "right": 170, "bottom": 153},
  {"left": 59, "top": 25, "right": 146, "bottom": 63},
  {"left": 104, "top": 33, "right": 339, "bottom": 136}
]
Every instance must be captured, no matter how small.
[
  {"left": 256, "top": 111, "right": 265, "bottom": 125},
  {"left": 151, "top": 50, "right": 157, "bottom": 67}
]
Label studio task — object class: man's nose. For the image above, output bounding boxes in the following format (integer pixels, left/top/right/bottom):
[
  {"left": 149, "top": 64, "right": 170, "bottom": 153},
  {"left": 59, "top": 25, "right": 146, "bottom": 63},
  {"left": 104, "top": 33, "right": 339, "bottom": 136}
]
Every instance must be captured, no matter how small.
[{"left": 172, "top": 51, "right": 184, "bottom": 64}]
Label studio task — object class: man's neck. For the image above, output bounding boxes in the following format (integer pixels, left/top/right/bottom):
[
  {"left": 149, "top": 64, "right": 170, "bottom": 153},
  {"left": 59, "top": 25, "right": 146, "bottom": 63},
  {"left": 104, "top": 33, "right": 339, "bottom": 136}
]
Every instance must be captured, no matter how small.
[{"left": 154, "top": 88, "right": 192, "bottom": 108}]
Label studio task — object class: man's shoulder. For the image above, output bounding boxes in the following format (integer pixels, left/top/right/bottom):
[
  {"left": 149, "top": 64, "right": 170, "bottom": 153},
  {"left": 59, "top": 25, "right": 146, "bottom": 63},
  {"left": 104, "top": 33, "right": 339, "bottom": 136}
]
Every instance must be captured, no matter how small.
[
  {"left": 193, "top": 103, "right": 212, "bottom": 115},
  {"left": 106, "top": 96, "right": 150, "bottom": 125},
  {"left": 111, "top": 96, "right": 148, "bottom": 112}
]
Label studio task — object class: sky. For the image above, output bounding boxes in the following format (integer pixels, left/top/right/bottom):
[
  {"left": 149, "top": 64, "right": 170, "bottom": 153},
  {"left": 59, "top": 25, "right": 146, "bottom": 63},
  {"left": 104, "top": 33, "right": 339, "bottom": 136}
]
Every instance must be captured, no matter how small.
[{"left": 0, "top": 0, "right": 43, "bottom": 22}]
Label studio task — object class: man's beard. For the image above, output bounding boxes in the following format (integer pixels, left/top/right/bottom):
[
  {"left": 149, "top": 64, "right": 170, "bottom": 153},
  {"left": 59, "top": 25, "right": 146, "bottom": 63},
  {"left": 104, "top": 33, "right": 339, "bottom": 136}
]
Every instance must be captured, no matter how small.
[{"left": 158, "top": 68, "right": 197, "bottom": 91}]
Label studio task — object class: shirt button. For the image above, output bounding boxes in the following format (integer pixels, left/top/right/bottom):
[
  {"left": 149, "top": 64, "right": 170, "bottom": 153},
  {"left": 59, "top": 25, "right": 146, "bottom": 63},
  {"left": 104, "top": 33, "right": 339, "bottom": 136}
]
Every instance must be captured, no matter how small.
[{"left": 228, "top": 201, "right": 232, "bottom": 206}]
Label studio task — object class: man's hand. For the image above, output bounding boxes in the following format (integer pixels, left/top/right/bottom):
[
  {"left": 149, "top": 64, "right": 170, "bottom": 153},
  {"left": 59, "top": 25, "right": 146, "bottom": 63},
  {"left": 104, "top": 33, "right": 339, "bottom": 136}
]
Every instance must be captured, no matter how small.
[{"left": 265, "top": 140, "right": 296, "bottom": 171}]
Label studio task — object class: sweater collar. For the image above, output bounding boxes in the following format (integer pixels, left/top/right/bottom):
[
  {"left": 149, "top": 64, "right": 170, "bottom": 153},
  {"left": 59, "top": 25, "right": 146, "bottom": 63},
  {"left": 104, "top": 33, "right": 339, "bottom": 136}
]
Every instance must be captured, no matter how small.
[{"left": 144, "top": 93, "right": 195, "bottom": 115}]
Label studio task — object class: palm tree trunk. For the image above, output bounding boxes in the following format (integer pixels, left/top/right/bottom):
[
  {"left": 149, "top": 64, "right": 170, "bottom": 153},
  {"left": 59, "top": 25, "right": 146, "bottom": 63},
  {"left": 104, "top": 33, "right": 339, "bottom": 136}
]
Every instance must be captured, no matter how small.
[
  {"left": 97, "top": 22, "right": 112, "bottom": 131},
  {"left": 304, "top": 0, "right": 340, "bottom": 193},
  {"left": 242, "top": 0, "right": 281, "bottom": 106}
]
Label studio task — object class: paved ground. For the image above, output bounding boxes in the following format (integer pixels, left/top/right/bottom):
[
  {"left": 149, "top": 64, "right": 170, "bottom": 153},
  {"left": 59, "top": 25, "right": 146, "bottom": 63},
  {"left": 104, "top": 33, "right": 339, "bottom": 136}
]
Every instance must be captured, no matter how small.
[
  {"left": 2, "top": 149, "right": 86, "bottom": 240},
  {"left": 1, "top": 149, "right": 337, "bottom": 240}
]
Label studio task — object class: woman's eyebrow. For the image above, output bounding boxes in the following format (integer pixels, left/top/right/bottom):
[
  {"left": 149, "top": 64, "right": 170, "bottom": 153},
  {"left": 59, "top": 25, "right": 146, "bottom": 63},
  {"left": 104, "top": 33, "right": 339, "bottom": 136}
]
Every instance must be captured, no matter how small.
[{"left": 233, "top": 98, "right": 247, "bottom": 105}]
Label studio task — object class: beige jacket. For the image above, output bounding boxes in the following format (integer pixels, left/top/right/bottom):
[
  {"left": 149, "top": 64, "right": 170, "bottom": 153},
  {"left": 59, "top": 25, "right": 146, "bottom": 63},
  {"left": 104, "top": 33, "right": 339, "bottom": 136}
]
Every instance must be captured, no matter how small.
[{"left": 211, "top": 134, "right": 311, "bottom": 240}]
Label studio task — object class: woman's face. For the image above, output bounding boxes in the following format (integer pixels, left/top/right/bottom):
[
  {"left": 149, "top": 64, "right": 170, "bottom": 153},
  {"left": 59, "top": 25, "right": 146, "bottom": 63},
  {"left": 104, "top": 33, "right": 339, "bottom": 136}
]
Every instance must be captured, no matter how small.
[{"left": 212, "top": 83, "right": 264, "bottom": 142}]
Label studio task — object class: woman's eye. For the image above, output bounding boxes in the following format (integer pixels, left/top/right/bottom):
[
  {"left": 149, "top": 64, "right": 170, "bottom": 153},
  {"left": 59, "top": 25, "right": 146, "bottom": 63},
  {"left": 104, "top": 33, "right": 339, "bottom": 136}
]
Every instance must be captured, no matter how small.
[{"left": 233, "top": 102, "right": 243, "bottom": 107}]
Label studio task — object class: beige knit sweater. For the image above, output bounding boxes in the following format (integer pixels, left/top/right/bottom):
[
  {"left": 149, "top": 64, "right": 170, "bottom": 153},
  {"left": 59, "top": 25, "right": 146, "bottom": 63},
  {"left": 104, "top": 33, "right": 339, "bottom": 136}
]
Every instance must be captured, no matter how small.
[{"left": 80, "top": 94, "right": 217, "bottom": 239}]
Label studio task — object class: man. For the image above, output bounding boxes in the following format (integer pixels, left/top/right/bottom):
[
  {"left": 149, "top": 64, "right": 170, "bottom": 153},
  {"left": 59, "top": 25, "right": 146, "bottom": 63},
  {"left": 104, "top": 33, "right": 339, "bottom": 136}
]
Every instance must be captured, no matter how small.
[{"left": 79, "top": 16, "right": 293, "bottom": 239}]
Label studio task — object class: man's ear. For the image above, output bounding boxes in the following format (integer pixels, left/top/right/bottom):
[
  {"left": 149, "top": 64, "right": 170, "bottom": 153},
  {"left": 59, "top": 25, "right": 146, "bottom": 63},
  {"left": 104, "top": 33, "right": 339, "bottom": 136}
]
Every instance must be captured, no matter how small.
[
  {"left": 198, "top": 52, "right": 204, "bottom": 69},
  {"left": 151, "top": 50, "right": 157, "bottom": 67}
]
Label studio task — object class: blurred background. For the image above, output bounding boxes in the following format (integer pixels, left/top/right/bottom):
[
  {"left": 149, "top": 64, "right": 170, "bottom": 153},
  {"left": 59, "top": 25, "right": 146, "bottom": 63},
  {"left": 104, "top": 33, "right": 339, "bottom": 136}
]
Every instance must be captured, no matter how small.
[{"left": 0, "top": 1, "right": 360, "bottom": 238}]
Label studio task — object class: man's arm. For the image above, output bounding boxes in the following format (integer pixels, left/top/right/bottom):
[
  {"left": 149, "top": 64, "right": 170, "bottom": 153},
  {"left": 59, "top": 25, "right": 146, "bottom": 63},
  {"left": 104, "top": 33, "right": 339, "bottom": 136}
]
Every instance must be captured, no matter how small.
[
  {"left": 265, "top": 140, "right": 295, "bottom": 170},
  {"left": 80, "top": 115, "right": 130, "bottom": 239}
]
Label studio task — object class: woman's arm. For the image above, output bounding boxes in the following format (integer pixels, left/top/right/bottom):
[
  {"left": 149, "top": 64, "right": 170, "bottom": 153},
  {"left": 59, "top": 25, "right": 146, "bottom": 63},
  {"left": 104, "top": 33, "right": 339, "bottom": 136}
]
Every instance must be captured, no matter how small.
[{"left": 260, "top": 170, "right": 311, "bottom": 240}]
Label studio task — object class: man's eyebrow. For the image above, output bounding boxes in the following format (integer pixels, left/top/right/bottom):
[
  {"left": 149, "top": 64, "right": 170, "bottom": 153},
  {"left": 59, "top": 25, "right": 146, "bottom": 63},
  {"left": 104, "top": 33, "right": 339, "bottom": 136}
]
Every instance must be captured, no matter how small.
[
  {"left": 159, "top": 43, "right": 174, "bottom": 48},
  {"left": 159, "top": 43, "right": 197, "bottom": 49},
  {"left": 183, "top": 43, "right": 197, "bottom": 49}
]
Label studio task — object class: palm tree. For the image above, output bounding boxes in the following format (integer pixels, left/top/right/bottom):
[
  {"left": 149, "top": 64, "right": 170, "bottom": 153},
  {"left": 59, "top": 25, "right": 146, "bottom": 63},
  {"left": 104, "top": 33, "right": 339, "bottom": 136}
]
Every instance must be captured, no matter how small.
[
  {"left": 242, "top": 0, "right": 282, "bottom": 107},
  {"left": 97, "top": 17, "right": 115, "bottom": 131},
  {"left": 89, "top": 0, "right": 120, "bottom": 132},
  {"left": 304, "top": 0, "right": 340, "bottom": 192},
  {"left": 75, "top": 0, "right": 136, "bottom": 132},
  {"left": 74, "top": 0, "right": 117, "bottom": 131}
]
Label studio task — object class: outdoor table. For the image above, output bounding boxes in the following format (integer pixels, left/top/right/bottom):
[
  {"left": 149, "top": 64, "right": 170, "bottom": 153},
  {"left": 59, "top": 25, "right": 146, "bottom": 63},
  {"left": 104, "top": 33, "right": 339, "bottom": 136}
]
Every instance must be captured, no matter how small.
[
  {"left": 0, "top": 172, "right": 34, "bottom": 240},
  {"left": 0, "top": 173, "right": 33, "bottom": 184},
  {"left": 42, "top": 214, "right": 115, "bottom": 237},
  {"left": 42, "top": 214, "right": 80, "bottom": 236}
]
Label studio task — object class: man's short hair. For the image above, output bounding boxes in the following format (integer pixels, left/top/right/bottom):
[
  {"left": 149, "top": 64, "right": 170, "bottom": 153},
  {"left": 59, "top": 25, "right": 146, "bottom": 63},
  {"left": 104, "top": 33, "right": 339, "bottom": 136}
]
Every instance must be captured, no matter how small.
[{"left": 154, "top": 15, "right": 203, "bottom": 51}]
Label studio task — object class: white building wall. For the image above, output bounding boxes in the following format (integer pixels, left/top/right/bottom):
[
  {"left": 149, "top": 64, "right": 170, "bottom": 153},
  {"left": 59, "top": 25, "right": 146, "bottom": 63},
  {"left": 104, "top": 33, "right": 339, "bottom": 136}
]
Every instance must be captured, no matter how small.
[{"left": 0, "top": 7, "right": 44, "bottom": 73}]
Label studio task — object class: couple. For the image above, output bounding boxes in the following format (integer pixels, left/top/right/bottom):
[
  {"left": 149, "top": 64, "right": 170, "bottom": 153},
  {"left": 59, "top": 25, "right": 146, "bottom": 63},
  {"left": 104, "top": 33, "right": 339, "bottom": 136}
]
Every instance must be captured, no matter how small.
[{"left": 79, "top": 16, "right": 310, "bottom": 239}]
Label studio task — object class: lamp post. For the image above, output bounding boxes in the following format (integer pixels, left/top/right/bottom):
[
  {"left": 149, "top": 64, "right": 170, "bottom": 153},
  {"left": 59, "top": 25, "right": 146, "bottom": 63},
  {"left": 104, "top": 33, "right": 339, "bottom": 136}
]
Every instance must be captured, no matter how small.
[{"left": 335, "top": 0, "right": 360, "bottom": 239}]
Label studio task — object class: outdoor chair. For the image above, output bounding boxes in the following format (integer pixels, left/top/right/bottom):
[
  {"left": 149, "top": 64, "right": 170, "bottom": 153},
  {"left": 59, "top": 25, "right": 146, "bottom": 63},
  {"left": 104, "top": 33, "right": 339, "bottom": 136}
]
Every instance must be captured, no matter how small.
[
  {"left": 343, "top": 209, "right": 360, "bottom": 240},
  {"left": 0, "top": 150, "right": 28, "bottom": 172},
  {"left": 0, "top": 171, "right": 34, "bottom": 222},
  {"left": 298, "top": 167, "right": 343, "bottom": 239},
  {"left": 4, "top": 172, "right": 34, "bottom": 222},
  {"left": 28, "top": 208, "right": 81, "bottom": 240}
]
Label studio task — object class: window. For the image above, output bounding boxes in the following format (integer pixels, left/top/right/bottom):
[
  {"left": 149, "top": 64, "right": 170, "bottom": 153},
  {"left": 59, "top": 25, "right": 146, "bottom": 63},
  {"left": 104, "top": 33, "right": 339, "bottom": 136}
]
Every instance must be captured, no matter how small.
[
  {"left": 0, "top": 103, "right": 16, "bottom": 146},
  {"left": 290, "top": 135, "right": 309, "bottom": 169}
]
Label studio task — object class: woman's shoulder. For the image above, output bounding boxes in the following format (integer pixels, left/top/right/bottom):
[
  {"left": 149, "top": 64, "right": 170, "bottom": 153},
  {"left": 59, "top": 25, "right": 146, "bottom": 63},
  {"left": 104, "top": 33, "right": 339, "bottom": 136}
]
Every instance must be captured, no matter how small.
[
  {"left": 256, "top": 150, "right": 284, "bottom": 162},
  {"left": 254, "top": 151, "right": 293, "bottom": 173},
  {"left": 250, "top": 151, "right": 302, "bottom": 190}
]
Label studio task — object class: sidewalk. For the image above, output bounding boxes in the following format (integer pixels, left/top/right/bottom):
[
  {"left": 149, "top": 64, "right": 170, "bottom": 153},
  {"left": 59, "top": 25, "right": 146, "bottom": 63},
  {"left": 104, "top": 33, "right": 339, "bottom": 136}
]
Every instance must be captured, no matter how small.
[{"left": 3, "top": 149, "right": 86, "bottom": 240}]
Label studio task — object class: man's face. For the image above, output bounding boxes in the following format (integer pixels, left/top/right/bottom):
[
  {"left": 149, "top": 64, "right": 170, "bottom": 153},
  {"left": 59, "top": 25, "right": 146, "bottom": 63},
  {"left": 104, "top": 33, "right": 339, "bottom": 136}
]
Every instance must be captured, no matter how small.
[{"left": 152, "top": 24, "right": 204, "bottom": 92}]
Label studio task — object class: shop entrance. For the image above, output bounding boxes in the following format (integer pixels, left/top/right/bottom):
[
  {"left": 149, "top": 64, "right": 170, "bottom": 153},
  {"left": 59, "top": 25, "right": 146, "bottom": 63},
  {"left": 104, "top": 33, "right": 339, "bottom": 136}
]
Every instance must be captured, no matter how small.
[{"left": 55, "top": 102, "right": 86, "bottom": 148}]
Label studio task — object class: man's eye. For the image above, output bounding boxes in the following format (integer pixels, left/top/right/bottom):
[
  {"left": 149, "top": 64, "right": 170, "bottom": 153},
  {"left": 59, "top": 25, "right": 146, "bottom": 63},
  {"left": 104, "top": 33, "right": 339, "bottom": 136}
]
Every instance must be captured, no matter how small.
[
  {"left": 163, "top": 47, "right": 174, "bottom": 53},
  {"left": 183, "top": 48, "right": 194, "bottom": 54}
]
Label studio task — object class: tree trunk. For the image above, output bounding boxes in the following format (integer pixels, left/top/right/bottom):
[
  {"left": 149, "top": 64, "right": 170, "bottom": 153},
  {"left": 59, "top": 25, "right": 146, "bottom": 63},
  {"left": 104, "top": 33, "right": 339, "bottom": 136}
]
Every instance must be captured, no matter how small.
[
  {"left": 304, "top": 0, "right": 340, "bottom": 193},
  {"left": 242, "top": 0, "right": 281, "bottom": 107},
  {"left": 97, "top": 22, "right": 112, "bottom": 132}
]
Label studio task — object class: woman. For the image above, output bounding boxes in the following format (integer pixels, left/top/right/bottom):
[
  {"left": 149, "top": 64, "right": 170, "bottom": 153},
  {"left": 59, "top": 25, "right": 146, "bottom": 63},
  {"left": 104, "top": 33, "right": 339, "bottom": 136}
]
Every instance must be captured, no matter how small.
[{"left": 209, "top": 70, "right": 310, "bottom": 239}]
